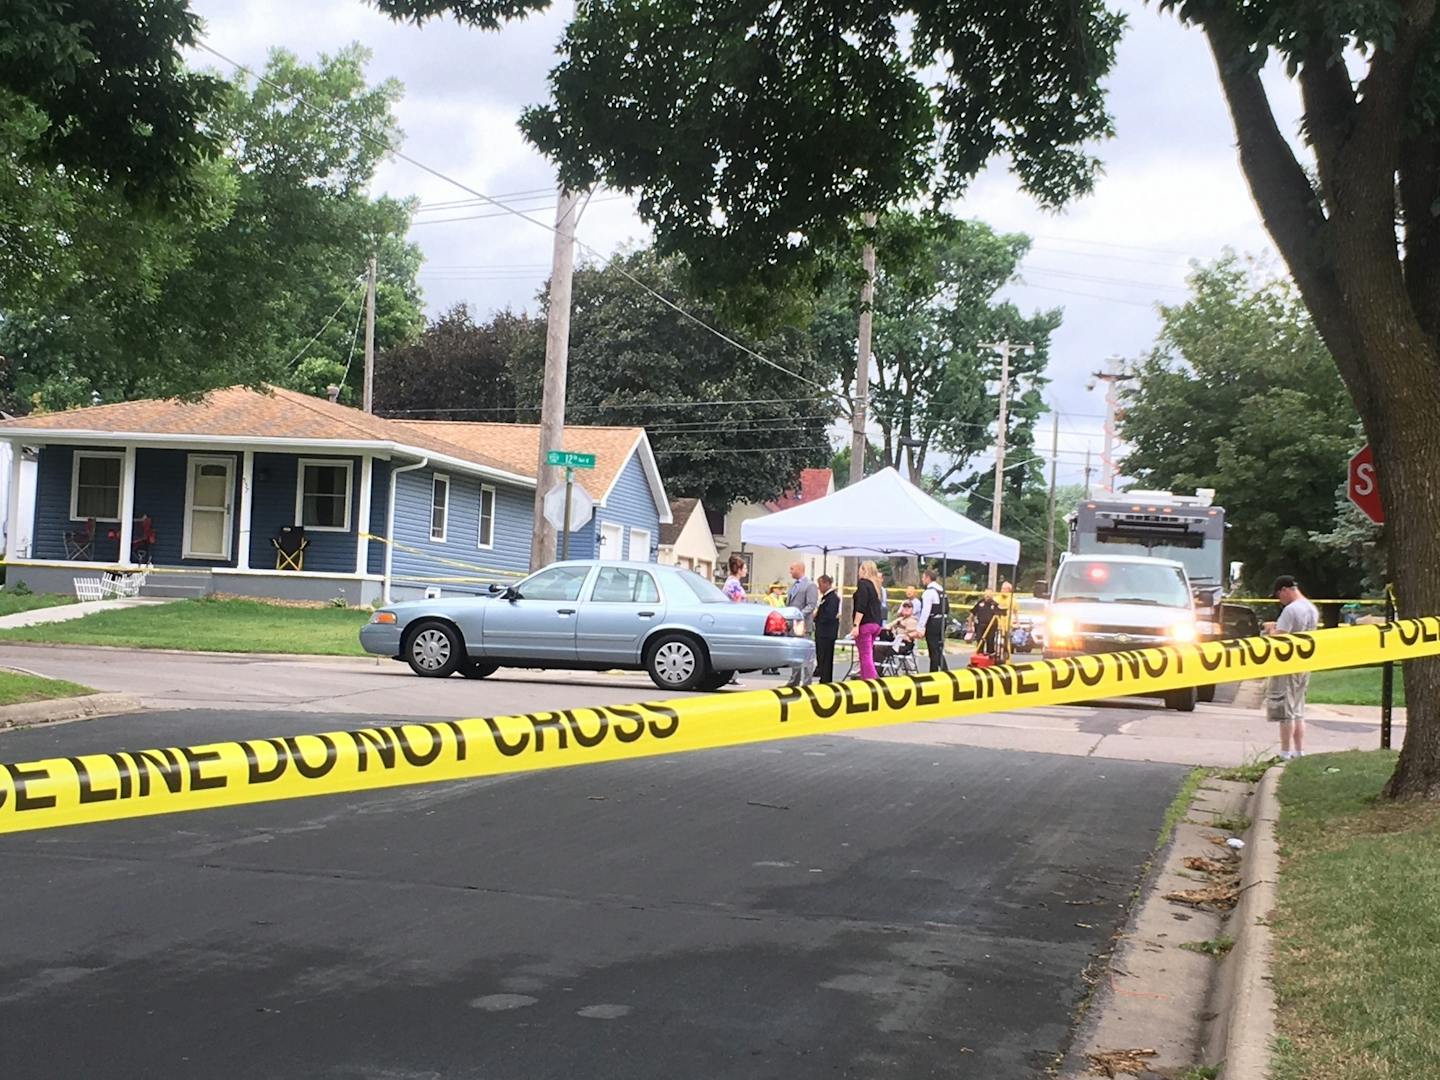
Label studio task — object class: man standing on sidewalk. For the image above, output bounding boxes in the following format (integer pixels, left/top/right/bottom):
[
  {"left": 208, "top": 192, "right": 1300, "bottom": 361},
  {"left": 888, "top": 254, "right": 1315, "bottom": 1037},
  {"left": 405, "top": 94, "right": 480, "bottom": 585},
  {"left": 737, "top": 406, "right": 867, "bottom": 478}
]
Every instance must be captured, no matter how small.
[
  {"left": 786, "top": 561, "right": 819, "bottom": 686},
  {"left": 1264, "top": 575, "right": 1320, "bottom": 759},
  {"left": 917, "top": 568, "right": 949, "bottom": 672}
]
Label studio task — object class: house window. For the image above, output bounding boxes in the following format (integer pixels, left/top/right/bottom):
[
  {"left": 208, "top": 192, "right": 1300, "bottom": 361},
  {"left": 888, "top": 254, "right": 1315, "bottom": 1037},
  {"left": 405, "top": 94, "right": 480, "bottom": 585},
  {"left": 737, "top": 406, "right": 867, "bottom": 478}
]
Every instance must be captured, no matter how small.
[
  {"left": 478, "top": 484, "right": 496, "bottom": 549},
  {"left": 71, "top": 451, "right": 124, "bottom": 521},
  {"left": 296, "top": 459, "right": 353, "bottom": 532},
  {"left": 431, "top": 474, "right": 450, "bottom": 542}
]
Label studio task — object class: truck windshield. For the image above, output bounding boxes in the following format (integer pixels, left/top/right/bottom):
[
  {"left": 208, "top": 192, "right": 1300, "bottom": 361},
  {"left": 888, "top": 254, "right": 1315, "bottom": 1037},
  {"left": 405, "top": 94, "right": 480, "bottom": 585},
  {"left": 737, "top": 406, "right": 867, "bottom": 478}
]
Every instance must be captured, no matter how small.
[{"left": 1052, "top": 561, "right": 1191, "bottom": 608}]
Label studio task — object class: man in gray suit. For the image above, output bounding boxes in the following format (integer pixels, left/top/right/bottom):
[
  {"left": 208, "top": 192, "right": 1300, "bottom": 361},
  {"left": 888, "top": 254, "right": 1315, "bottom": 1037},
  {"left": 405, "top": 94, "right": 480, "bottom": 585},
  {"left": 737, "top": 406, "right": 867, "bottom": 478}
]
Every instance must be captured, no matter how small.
[{"left": 786, "top": 561, "right": 819, "bottom": 686}]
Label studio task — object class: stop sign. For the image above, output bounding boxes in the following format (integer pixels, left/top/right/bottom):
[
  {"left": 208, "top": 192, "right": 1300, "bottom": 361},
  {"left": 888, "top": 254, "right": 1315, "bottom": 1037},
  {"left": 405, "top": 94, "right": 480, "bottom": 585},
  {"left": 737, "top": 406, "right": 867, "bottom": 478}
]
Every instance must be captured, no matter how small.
[{"left": 1348, "top": 445, "right": 1384, "bottom": 524}]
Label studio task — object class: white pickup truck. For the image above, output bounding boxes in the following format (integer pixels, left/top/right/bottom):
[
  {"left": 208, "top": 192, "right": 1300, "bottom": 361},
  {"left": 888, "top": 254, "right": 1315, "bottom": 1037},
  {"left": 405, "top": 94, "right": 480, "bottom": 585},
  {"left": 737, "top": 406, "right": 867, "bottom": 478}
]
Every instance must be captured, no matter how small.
[{"left": 1035, "top": 552, "right": 1201, "bottom": 712}]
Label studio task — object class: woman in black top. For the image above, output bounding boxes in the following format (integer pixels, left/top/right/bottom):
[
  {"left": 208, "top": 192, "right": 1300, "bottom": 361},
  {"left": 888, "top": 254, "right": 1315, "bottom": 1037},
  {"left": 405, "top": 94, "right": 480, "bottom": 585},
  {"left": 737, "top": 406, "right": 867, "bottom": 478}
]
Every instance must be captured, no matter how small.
[
  {"left": 813, "top": 574, "right": 841, "bottom": 682},
  {"left": 851, "top": 561, "right": 886, "bottom": 679}
]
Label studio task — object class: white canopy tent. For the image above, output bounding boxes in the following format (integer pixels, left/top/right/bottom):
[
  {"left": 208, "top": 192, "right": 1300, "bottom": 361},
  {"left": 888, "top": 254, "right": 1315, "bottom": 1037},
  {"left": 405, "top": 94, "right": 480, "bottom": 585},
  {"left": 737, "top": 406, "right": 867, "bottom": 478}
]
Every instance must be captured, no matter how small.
[{"left": 740, "top": 467, "right": 1020, "bottom": 565}]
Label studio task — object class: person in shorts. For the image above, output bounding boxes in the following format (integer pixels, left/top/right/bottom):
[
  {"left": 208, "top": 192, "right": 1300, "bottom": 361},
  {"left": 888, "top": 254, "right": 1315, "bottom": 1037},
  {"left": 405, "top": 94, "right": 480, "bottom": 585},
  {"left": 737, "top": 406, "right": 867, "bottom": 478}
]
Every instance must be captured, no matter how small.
[{"left": 1263, "top": 574, "right": 1320, "bottom": 759}]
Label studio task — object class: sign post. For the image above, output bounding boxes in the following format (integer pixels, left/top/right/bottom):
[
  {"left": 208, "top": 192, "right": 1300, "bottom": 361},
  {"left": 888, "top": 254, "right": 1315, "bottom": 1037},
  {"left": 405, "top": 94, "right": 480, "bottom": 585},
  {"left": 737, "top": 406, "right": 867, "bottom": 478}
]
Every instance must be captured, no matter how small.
[{"left": 544, "top": 451, "right": 596, "bottom": 559}]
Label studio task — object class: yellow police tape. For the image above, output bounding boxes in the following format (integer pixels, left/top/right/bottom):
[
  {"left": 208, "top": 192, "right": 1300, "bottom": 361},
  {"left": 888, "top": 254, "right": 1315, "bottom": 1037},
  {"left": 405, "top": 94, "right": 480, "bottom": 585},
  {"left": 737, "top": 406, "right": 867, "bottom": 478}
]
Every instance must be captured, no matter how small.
[{"left": 3, "top": 618, "right": 1438, "bottom": 836}]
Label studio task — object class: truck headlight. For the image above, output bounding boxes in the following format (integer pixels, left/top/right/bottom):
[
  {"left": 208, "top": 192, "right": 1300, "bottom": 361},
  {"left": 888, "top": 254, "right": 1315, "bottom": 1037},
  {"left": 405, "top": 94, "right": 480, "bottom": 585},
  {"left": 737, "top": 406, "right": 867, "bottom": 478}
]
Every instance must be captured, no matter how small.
[
  {"left": 1169, "top": 622, "right": 1197, "bottom": 643},
  {"left": 1049, "top": 615, "right": 1075, "bottom": 639}
]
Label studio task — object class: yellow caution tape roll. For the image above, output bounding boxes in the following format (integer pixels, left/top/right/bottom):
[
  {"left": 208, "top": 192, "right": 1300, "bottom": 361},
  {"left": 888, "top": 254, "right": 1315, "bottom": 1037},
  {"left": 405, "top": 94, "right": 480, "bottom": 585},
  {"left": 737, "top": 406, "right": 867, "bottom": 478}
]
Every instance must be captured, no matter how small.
[{"left": 3, "top": 618, "right": 1438, "bottom": 836}]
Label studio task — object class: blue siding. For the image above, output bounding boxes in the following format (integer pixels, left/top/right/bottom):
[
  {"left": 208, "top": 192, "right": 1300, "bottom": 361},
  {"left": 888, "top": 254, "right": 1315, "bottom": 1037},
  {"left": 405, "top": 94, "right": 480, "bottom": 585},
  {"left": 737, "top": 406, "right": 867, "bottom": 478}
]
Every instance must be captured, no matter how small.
[
  {"left": 248, "top": 453, "right": 361, "bottom": 573},
  {"left": 390, "top": 465, "right": 532, "bottom": 594},
  {"left": 367, "top": 460, "right": 390, "bottom": 577},
  {"left": 31, "top": 446, "right": 241, "bottom": 564},
  {"left": 588, "top": 450, "right": 662, "bottom": 562}
]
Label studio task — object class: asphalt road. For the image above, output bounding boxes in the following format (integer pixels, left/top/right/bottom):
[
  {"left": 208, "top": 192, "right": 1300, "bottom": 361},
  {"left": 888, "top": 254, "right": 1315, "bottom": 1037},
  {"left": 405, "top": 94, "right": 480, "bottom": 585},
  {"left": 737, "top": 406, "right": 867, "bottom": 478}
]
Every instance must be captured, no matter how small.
[{"left": 0, "top": 709, "right": 1185, "bottom": 1079}]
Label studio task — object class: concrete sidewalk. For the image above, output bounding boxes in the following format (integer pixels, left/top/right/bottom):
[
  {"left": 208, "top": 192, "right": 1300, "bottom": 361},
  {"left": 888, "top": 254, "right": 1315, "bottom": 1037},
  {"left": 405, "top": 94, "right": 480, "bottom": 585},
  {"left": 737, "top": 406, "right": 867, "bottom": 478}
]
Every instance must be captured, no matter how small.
[{"left": 0, "top": 597, "right": 173, "bottom": 630}]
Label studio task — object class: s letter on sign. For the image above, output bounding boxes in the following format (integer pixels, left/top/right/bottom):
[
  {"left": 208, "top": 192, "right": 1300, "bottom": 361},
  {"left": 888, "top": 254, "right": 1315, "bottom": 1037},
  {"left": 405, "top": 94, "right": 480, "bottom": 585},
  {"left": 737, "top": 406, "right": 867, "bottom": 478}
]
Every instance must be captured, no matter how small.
[{"left": 1348, "top": 445, "right": 1384, "bottom": 525}]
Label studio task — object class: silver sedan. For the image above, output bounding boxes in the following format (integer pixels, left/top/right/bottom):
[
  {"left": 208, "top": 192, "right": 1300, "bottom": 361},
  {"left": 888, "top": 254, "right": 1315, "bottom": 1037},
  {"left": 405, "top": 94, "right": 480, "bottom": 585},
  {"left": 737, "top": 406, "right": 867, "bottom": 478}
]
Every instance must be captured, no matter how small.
[{"left": 360, "top": 560, "right": 815, "bottom": 691}]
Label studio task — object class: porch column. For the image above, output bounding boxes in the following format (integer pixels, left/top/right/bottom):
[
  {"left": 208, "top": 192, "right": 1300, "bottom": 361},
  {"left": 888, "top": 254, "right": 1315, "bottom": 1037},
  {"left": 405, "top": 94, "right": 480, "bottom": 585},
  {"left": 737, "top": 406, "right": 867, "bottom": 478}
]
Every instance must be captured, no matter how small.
[
  {"left": 355, "top": 454, "right": 373, "bottom": 576},
  {"left": 117, "top": 445, "right": 137, "bottom": 567},
  {"left": 5, "top": 440, "right": 22, "bottom": 560},
  {"left": 237, "top": 450, "right": 254, "bottom": 570}
]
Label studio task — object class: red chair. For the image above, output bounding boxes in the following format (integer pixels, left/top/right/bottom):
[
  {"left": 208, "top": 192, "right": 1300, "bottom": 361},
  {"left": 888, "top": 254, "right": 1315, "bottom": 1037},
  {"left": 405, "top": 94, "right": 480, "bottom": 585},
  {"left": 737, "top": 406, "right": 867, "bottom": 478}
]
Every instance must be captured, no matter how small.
[{"left": 105, "top": 515, "right": 158, "bottom": 564}]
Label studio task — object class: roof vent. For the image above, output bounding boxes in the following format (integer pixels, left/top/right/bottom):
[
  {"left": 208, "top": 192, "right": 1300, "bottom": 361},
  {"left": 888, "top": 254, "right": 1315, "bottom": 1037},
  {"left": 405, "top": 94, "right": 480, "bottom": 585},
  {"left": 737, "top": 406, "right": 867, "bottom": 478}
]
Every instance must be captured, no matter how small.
[{"left": 325, "top": 384, "right": 341, "bottom": 404}]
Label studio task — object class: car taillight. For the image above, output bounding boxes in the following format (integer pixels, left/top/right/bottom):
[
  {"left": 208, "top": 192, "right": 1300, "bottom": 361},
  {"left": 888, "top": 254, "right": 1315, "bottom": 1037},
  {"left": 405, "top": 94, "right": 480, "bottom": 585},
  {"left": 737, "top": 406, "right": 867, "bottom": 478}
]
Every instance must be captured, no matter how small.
[{"left": 764, "top": 610, "right": 788, "bottom": 636}]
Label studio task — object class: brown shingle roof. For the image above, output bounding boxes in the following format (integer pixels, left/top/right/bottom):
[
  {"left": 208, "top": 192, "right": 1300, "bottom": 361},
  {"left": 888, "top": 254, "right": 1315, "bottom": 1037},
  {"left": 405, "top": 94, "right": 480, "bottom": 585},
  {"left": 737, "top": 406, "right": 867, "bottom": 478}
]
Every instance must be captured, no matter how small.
[
  {"left": 399, "top": 421, "right": 644, "bottom": 502},
  {"left": 660, "top": 497, "right": 703, "bottom": 546},
  {"left": 0, "top": 386, "right": 523, "bottom": 479}
]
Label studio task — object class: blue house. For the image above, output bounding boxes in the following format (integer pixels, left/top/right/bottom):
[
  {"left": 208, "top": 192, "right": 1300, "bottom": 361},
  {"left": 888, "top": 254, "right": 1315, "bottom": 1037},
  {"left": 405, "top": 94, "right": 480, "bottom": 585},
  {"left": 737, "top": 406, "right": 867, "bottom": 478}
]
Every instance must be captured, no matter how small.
[{"left": 0, "top": 386, "right": 670, "bottom": 604}]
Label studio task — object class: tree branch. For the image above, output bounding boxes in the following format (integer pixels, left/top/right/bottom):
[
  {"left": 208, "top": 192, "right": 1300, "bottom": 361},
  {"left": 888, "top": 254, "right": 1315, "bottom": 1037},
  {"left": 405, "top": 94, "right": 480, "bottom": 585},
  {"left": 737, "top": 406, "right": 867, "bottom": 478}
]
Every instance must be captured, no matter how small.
[
  {"left": 1295, "top": 38, "right": 1356, "bottom": 207},
  {"left": 1401, "top": 133, "right": 1440, "bottom": 342}
]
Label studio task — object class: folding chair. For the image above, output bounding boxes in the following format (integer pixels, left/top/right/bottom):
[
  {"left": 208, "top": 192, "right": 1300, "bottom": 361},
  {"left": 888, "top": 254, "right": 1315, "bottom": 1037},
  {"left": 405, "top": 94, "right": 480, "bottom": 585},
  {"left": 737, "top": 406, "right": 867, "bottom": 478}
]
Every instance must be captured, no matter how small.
[
  {"left": 878, "top": 635, "right": 921, "bottom": 677},
  {"left": 105, "top": 515, "right": 158, "bottom": 565},
  {"left": 63, "top": 518, "right": 96, "bottom": 560},
  {"left": 272, "top": 525, "right": 308, "bottom": 570}
]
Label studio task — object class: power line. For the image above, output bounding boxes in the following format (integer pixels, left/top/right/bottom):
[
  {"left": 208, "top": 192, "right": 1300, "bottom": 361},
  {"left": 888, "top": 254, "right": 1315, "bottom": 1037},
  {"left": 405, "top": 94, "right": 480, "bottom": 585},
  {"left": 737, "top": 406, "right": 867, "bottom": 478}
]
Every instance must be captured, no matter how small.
[
  {"left": 193, "top": 38, "right": 843, "bottom": 401},
  {"left": 1009, "top": 282, "right": 1160, "bottom": 309},
  {"left": 287, "top": 279, "right": 366, "bottom": 369}
]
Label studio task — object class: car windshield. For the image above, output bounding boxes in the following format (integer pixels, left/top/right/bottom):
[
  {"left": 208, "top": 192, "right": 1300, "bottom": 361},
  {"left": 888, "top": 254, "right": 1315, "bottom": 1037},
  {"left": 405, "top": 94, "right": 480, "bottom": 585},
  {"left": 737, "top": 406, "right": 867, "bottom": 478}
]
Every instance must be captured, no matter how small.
[
  {"left": 676, "top": 569, "right": 729, "bottom": 604},
  {"left": 1052, "top": 561, "right": 1191, "bottom": 608}
]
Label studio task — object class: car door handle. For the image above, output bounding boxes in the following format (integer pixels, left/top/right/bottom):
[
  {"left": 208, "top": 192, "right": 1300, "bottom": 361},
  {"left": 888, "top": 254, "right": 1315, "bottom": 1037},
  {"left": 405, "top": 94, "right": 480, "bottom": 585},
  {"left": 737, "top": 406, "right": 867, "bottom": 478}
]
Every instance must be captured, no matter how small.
[
  {"left": 558, "top": 608, "right": 576, "bottom": 615},
  {"left": 638, "top": 611, "right": 656, "bottom": 617}
]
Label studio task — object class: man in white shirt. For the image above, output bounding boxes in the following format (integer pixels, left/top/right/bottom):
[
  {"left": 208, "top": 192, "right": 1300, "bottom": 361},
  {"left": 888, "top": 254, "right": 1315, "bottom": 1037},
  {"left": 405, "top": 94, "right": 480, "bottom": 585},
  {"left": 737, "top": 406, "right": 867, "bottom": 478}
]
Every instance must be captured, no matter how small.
[
  {"left": 916, "top": 569, "right": 949, "bottom": 672},
  {"left": 1264, "top": 575, "right": 1320, "bottom": 760}
]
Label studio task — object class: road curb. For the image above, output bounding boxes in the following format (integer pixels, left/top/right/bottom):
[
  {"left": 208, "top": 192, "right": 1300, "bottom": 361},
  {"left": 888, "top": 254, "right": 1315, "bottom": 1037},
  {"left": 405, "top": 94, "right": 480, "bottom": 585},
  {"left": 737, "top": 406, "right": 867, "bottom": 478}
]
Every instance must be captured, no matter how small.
[
  {"left": 0, "top": 692, "right": 143, "bottom": 731},
  {"left": 1205, "top": 765, "right": 1282, "bottom": 1078}
]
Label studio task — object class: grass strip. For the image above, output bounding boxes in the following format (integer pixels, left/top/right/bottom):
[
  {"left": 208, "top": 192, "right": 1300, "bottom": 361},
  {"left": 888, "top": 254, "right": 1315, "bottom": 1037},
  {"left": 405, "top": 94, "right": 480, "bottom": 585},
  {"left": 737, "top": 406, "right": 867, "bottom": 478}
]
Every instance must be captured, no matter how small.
[
  {"left": 0, "top": 669, "right": 96, "bottom": 706},
  {"left": 0, "top": 597, "right": 370, "bottom": 656},
  {"left": 0, "top": 592, "right": 77, "bottom": 618},
  {"left": 1306, "top": 666, "right": 1407, "bottom": 707},
  {"left": 1271, "top": 750, "right": 1440, "bottom": 1080}
]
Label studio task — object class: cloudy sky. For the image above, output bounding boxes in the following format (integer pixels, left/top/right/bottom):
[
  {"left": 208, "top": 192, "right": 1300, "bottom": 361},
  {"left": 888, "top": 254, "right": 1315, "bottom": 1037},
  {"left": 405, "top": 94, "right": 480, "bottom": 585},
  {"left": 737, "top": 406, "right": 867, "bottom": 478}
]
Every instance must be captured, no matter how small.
[{"left": 188, "top": 0, "right": 1302, "bottom": 490}]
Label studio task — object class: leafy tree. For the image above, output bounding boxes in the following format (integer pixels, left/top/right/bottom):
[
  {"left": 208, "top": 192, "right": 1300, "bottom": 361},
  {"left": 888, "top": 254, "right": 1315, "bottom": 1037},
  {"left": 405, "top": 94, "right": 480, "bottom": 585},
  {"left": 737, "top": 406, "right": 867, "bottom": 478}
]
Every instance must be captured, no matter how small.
[
  {"left": 377, "top": 0, "right": 1123, "bottom": 306},
  {"left": 373, "top": 304, "right": 536, "bottom": 418},
  {"left": 1119, "top": 256, "right": 1364, "bottom": 600},
  {"left": 812, "top": 214, "right": 1060, "bottom": 492},
  {"left": 0, "top": 46, "right": 424, "bottom": 409},
  {"left": 1, "top": 1, "right": 221, "bottom": 210},
  {"left": 508, "top": 250, "right": 841, "bottom": 510}
]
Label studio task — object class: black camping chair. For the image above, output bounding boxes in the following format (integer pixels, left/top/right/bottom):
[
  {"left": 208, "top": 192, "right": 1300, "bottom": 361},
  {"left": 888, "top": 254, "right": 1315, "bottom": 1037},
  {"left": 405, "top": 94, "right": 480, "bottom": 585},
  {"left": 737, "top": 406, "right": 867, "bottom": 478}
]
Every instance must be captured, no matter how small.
[{"left": 272, "top": 525, "right": 309, "bottom": 571}]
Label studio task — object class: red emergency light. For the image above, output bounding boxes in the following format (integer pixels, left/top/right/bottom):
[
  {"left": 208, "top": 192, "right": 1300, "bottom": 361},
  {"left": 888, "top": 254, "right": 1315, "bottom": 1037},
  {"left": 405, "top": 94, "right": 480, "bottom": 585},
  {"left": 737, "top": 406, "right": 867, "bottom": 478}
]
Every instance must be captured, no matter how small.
[{"left": 1086, "top": 565, "right": 1109, "bottom": 582}]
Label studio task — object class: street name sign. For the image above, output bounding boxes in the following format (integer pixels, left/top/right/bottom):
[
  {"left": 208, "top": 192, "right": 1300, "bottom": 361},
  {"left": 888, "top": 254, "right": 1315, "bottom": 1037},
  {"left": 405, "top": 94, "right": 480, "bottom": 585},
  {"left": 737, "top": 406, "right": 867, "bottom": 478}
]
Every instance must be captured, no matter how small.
[{"left": 546, "top": 451, "right": 596, "bottom": 469}]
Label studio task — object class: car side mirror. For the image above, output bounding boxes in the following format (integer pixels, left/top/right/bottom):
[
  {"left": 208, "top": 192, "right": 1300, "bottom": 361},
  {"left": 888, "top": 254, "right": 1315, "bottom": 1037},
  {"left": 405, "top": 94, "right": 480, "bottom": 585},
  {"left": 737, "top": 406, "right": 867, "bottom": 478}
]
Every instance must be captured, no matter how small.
[
  {"left": 503, "top": 585, "right": 521, "bottom": 602},
  {"left": 1195, "top": 585, "right": 1223, "bottom": 608},
  {"left": 1033, "top": 580, "right": 1050, "bottom": 599}
]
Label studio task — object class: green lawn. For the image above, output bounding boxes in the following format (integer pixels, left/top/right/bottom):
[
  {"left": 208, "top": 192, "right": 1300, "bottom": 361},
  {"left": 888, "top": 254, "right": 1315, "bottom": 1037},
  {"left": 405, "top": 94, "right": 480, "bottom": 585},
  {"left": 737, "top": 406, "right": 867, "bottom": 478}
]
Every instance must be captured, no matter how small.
[
  {"left": 1308, "top": 665, "right": 1407, "bottom": 707},
  {"left": 0, "top": 591, "right": 77, "bottom": 618},
  {"left": 0, "top": 669, "right": 95, "bottom": 706},
  {"left": 1272, "top": 751, "right": 1440, "bottom": 1080},
  {"left": 0, "top": 597, "right": 370, "bottom": 656}
]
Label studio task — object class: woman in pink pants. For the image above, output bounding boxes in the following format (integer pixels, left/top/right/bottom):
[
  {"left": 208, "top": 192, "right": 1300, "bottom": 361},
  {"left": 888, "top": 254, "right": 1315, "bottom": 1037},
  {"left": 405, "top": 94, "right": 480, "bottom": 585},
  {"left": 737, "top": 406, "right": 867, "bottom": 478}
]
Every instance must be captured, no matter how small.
[{"left": 851, "top": 561, "right": 886, "bottom": 679}]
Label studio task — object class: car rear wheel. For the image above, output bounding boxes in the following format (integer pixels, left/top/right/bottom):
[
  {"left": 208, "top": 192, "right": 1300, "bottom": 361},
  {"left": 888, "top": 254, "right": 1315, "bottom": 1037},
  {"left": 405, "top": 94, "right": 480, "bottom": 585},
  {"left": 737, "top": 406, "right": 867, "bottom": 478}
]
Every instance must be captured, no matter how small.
[
  {"left": 698, "top": 669, "right": 735, "bottom": 692},
  {"left": 646, "top": 634, "right": 707, "bottom": 691},
  {"left": 1165, "top": 686, "right": 1198, "bottom": 712},
  {"left": 461, "top": 661, "right": 500, "bottom": 680},
  {"left": 405, "top": 621, "right": 464, "bottom": 678}
]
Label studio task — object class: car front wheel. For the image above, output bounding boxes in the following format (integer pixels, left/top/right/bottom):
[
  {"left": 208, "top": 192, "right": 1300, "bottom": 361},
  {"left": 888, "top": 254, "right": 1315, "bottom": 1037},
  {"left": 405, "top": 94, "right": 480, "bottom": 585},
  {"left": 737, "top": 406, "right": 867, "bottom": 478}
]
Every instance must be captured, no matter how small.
[
  {"left": 405, "top": 621, "right": 464, "bottom": 678},
  {"left": 646, "top": 634, "right": 707, "bottom": 691}
]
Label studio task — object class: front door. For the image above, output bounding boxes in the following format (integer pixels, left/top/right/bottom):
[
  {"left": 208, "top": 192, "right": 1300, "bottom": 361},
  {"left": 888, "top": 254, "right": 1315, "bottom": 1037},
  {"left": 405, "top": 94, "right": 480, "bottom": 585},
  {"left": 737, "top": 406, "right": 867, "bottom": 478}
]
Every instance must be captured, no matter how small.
[{"left": 184, "top": 455, "right": 234, "bottom": 560}]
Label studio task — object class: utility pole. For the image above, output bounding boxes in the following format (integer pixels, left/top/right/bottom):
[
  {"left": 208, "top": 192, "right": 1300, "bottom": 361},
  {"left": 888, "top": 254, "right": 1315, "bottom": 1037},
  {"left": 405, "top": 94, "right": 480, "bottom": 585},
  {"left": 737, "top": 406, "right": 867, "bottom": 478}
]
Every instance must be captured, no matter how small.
[
  {"left": 1090, "top": 354, "right": 1135, "bottom": 494},
  {"left": 1083, "top": 447, "right": 1094, "bottom": 498},
  {"left": 845, "top": 212, "right": 878, "bottom": 590},
  {"left": 979, "top": 339, "right": 1033, "bottom": 589},
  {"left": 530, "top": 186, "right": 583, "bottom": 570},
  {"left": 1044, "top": 410, "right": 1059, "bottom": 584},
  {"left": 849, "top": 212, "right": 878, "bottom": 488},
  {"left": 362, "top": 254, "right": 376, "bottom": 413}
]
